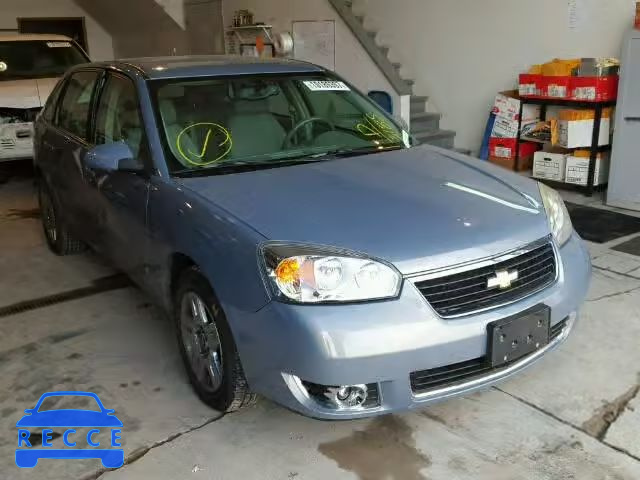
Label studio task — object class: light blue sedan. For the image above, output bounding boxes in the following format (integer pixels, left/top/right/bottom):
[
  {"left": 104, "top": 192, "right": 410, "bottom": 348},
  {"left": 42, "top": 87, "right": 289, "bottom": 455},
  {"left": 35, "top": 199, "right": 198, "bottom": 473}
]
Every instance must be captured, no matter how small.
[{"left": 33, "top": 56, "right": 591, "bottom": 419}]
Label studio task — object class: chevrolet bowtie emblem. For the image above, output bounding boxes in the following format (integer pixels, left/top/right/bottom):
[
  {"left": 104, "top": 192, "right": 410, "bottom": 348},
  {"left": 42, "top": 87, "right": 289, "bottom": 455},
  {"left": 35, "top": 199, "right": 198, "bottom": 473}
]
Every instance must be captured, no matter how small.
[{"left": 487, "top": 269, "right": 518, "bottom": 290}]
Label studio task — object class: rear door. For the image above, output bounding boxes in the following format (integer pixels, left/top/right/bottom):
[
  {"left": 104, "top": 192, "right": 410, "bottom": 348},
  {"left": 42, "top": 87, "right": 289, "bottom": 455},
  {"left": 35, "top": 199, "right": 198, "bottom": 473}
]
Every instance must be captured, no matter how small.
[
  {"left": 45, "top": 69, "right": 103, "bottom": 243},
  {"left": 89, "top": 72, "right": 151, "bottom": 283}
]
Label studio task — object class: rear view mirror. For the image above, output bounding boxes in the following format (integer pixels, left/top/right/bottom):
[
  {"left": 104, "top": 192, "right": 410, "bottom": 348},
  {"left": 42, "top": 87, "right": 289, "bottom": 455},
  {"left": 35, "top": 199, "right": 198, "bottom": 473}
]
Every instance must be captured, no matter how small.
[{"left": 84, "top": 142, "right": 140, "bottom": 172}]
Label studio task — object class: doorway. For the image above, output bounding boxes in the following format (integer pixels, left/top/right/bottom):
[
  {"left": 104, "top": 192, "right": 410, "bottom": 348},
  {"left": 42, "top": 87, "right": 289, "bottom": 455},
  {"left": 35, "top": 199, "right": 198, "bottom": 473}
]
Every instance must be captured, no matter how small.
[{"left": 17, "top": 17, "right": 89, "bottom": 54}]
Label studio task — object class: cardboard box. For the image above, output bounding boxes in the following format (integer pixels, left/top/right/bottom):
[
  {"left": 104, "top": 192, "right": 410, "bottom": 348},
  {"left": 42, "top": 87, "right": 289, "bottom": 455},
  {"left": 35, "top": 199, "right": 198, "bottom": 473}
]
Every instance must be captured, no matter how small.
[
  {"left": 570, "top": 76, "right": 619, "bottom": 101},
  {"left": 491, "top": 117, "right": 519, "bottom": 138},
  {"left": 492, "top": 91, "right": 541, "bottom": 122},
  {"left": 489, "top": 138, "right": 539, "bottom": 160},
  {"left": 532, "top": 151, "right": 568, "bottom": 181},
  {"left": 519, "top": 73, "right": 618, "bottom": 101},
  {"left": 519, "top": 74, "right": 543, "bottom": 98},
  {"left": 540, "top": 76, "right": 572, "bottom": 99},
  {"left": 556, "top": 118, "right": 611, "bottom": 149},
  {"left": 491, "top": 117, "right": 538, "bottom": 139},
  {"left": 489, "top": 154, "right": 534, "bottom": 172},
  {"left": 564, "top": 155, "right": 610, "bottom": 186}
]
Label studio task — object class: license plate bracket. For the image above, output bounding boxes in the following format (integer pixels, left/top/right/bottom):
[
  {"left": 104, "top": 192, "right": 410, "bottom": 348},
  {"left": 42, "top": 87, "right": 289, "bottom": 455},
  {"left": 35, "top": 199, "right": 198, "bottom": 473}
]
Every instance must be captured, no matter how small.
[{"left": 487, "top": 306, "right": 550, "bottom": 368}]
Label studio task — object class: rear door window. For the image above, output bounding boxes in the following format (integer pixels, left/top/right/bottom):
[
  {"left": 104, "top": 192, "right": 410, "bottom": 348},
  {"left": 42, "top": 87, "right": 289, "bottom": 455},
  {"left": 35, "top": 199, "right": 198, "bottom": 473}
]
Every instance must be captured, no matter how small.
[{"left": 57, "top": 70, "right": 100, "bottom": 141}]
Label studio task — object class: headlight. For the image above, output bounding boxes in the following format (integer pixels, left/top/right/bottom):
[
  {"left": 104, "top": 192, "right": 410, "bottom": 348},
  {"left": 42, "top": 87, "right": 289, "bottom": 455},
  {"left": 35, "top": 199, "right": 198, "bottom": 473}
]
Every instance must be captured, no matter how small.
[
  {"left": 539, "top": 183, "right": 573, "bottom": 246},
  {"left": 260, "top": 244, "right": 402, "bottom": 303}
]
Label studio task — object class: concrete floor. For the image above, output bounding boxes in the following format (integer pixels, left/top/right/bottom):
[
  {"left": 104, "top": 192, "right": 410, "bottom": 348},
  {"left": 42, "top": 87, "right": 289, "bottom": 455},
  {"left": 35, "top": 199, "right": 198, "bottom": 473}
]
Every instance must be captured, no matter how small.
[{"left": 1, "top": 163, "right": 640, "bottom": 480}]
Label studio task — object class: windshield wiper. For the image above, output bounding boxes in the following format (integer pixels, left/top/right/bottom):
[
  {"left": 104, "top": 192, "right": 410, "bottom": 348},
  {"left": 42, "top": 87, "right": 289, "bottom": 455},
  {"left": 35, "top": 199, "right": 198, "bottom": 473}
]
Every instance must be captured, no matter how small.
[
  {"left": 172, "top": 157, "right": 327, "bottom": 178},
  {"left": 172, "top": 144, "right": 405, "bottom": 177},
  {"left": 309, "top": 144, "right": 404, "bottom": 159}
]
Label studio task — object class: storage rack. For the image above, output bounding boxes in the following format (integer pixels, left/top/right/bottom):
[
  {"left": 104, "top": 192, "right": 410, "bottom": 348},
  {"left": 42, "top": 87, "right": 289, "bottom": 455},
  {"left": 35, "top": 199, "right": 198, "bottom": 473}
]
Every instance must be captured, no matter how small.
[
  {"left": 226, "top": 25, "right": 275, "bottom": 57},
  {"left": 514, "top": 97, "right": 617, "bottom": 196}
]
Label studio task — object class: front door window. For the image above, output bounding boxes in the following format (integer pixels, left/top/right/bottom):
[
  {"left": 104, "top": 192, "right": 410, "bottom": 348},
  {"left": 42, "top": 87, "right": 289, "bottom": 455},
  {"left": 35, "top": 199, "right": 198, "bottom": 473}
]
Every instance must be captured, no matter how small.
[{"left": 95, "top": 73, "right": 147, "bottom": 167}]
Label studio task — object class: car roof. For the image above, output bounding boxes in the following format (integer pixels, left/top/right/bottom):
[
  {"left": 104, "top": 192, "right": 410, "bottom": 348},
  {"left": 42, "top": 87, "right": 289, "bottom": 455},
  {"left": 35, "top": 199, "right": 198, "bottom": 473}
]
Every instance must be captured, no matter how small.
[
  {"left": 91, "top": 55, "right": 325, "bottom": 80},
  {"left": 0, "top": 33, "right": 75, "bottom": 42}
]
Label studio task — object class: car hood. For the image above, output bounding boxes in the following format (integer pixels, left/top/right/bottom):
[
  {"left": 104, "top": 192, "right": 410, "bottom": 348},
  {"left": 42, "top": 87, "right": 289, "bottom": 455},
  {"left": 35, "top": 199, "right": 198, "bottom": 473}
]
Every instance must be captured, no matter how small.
[
  {"left": 0, "top": 77, "right": 59, "bottom": 108},
  {"left": 178, "top": 146, "right": 551, "bottom": 275}
]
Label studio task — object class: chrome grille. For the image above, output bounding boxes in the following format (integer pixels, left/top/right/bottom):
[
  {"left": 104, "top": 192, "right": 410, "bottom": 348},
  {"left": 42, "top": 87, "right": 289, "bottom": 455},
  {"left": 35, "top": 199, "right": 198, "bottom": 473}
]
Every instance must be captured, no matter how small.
[
  {"left": 410, "top": 317, "right": 568, "bottom": 394},
  {"left": 415, "top": 241, "right": 557, "bottom": 317},
  {"left": 0, "top": 139, "right": 15, "bottom": 150}
]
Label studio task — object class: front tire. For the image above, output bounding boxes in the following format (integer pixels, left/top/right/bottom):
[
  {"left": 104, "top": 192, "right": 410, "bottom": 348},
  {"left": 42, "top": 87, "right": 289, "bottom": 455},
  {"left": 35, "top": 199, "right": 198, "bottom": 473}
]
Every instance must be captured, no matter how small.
[
  {"left": 174, "top": 267, "right": 256, "bottom": 412},
  {"left": 38, "top": 181, "right": 86, "bottom": 256}
]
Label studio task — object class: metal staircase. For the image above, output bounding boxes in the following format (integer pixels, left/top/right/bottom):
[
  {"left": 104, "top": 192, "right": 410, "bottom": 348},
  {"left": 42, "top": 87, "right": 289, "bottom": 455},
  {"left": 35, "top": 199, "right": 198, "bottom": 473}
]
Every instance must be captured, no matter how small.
[{"left": 328, "top": 0, "right": 456, "bottom": 149}]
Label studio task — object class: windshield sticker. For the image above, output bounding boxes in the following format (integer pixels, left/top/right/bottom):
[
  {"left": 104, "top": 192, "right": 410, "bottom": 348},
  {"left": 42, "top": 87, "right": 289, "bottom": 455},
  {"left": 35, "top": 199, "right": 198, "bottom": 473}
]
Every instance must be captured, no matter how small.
[
  {"left": 355, "top": 113, "right": 402, "bottom": 144},
  {"left": 303, "top": 80, "right": 351, "bottom": 92},
  {"left": 46, "top": 42, "right": 72, "bottom": 48},
  {"left": 176, "top": 123, "right": 233, "bottom": 167}
]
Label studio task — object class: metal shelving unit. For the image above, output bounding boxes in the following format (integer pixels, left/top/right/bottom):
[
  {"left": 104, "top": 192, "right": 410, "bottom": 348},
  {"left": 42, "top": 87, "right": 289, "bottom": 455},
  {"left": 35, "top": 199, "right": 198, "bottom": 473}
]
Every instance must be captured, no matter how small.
[
  {"left": 226, "top": 25, "right": 275, "bottom": 56},
  {"left": 514, "top": 97, "right": 617, "bottom": 196}
]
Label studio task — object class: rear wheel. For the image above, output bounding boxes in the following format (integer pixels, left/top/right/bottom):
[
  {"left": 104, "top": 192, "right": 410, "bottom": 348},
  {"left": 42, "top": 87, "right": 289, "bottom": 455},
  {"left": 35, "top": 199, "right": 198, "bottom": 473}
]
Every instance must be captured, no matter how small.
[
  {"left": 174, "top": 267, "right": 256, "bottom": 412},
  {"left": 38, "top": 182, "right": 86, "bottom": 256}
]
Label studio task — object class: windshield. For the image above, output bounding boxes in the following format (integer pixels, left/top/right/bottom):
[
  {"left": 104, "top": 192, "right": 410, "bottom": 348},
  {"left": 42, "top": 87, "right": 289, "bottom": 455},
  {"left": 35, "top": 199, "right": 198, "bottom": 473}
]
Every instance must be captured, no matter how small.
[
  {"left": 150, "top": 74, "right": 410, "bottom": 175},
  {"left": 0, "top": 40, "right": 88, "bottom": 80}
]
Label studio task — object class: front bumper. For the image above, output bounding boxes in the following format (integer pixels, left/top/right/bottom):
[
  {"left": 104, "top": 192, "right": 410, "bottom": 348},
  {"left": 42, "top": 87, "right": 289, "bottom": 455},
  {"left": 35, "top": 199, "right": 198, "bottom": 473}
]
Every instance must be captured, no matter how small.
[
  {"left": 233, "top": 233, "right": 591, "bottom": 419},
  {"left": 0, "top": 122, "right": 34, "bottom": 161}
]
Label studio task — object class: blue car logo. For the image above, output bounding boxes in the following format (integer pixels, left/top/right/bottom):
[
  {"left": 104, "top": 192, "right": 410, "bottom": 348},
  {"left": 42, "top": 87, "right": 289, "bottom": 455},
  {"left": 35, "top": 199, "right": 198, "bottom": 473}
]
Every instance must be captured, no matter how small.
[{"left": 15, "top": 391, "right": 124, "bottom": 468}]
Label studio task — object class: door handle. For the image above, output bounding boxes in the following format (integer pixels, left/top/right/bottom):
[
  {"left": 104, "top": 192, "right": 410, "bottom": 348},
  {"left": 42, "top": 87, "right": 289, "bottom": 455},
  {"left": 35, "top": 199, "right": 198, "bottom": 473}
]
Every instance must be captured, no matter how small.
[
  {"left": 43, "top": 141, "right": 62, "bottom": 153},
  {"left": 624, "top": 117, "right": 640, "bottom": 122}
]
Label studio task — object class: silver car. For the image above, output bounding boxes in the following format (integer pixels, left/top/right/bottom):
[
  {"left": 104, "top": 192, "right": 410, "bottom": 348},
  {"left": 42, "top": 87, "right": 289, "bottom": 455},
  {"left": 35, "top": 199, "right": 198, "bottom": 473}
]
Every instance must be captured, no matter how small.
[{"left": 34, "top": 57, "right": 591, "bottom": 419}]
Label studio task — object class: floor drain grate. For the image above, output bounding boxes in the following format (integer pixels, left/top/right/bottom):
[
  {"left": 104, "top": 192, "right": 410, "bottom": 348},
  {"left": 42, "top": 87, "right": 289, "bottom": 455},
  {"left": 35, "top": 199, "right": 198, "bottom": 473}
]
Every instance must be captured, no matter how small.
[{"left": 0, "top": 274, "right": 132, "bottom": 318}]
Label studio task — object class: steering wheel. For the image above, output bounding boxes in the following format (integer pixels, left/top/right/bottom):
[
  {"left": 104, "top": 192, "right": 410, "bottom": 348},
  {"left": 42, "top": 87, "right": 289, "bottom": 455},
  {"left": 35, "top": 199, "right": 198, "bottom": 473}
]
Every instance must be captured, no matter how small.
[{"left": 282, "top": 117, "right": 334, "bottom": 149}]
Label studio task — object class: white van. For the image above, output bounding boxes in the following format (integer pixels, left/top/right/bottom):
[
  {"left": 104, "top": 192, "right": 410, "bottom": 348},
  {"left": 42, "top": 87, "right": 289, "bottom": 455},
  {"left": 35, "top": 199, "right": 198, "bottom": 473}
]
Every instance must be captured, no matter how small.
[{"left": 0, "top": 34, "right": 89, "bottom": 161}]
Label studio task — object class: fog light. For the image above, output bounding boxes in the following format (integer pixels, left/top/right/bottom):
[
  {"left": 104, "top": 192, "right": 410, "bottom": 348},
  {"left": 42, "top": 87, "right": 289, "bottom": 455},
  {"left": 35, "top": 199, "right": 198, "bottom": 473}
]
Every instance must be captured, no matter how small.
[
  {"left": 331, "top": 384, "right": 368, "bottom": 408},
  {"left": 299, "top": 379, "right": 379, "bottom": 410}
]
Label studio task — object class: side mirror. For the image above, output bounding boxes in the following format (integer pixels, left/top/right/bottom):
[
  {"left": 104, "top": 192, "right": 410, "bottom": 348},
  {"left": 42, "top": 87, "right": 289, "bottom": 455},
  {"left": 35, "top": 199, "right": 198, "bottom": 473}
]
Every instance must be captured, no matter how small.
[{"left": 84, "top": 142, "right": 141, "bottom": 173}]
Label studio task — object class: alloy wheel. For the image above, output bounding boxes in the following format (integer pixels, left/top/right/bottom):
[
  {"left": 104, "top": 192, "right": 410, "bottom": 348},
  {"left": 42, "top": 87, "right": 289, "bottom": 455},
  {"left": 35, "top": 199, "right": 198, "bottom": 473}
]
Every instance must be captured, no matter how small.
[{"left": 180, "top": 292, "right": 224, "bottom": 393}]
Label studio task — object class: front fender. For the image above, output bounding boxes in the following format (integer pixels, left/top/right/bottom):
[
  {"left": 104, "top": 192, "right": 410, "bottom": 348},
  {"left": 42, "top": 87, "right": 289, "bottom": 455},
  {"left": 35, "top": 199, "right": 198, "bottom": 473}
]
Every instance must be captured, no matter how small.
[{"left": 147, "top": 178, "right": 270, "bottom": 318}]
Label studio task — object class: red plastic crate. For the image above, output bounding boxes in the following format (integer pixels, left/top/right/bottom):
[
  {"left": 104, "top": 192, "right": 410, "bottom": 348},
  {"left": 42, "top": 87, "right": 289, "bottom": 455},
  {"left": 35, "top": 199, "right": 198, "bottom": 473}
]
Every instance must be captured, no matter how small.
[{"left": 570, "top": 76, "right": 618, "bottom": 102}]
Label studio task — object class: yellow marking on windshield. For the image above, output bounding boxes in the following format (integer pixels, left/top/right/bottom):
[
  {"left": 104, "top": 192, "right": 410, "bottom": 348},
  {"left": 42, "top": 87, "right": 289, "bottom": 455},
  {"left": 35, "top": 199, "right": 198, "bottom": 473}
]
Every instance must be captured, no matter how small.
[
  {"left": 176, "top": 123, "right": 232, "bottom": 167},
  {"left": 189, "top": 128, "right": 213, "bottom": 159},
  {"left": 355, "top": 113, "right": 401, "bottom": 144}
]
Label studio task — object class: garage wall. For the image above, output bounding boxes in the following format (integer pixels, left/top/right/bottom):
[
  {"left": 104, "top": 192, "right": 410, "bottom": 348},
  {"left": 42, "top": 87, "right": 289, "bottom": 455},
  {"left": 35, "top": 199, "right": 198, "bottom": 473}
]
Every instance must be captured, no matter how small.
[
  {"left": 0, "top": 0, "right": 114, "bottom": 60},
  {"left": 222, "top": 0, "right": 401, "bottom": 116},
  {"left": 360, "top": 0, "right": 635, "bottom": 153},
  {"left": 155, "top": 0, "right": 186, "bottom": 28}
]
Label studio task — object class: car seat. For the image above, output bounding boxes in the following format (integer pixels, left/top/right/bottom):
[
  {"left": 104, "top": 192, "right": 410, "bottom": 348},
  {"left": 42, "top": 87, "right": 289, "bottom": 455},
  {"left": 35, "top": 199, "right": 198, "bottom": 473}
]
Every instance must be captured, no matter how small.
[
  {"left": 227, "top": 85, "right": 286, "bottom": 159},
  {"left": 118, "top": 99, "right": 143, "bottom": 158},
  {"left": 158, "top": 97, "right": 198, "bottom": 168}
]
